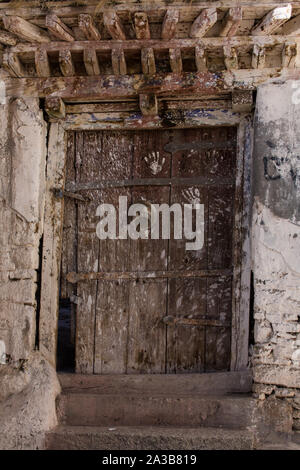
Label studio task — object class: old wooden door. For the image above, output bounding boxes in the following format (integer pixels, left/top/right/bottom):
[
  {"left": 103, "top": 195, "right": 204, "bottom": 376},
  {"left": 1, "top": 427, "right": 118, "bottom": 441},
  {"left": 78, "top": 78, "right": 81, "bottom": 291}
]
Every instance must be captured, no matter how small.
[{"left": 61, "top": 128, "right": 237, "bottom": 374}]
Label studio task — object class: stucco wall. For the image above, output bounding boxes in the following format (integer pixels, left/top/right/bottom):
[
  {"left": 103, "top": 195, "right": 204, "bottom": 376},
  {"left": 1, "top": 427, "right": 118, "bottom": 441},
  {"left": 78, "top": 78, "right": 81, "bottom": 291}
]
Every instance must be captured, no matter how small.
[{"left": 252, "top": 81, "right": 300, "bottom": 430}]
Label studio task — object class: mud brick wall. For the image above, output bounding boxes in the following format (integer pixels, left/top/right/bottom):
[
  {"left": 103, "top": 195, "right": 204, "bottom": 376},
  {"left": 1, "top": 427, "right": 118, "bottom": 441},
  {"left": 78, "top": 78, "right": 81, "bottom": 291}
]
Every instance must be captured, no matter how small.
[{"left": 252, "top": 81, "right": 300, "bottom": 430}]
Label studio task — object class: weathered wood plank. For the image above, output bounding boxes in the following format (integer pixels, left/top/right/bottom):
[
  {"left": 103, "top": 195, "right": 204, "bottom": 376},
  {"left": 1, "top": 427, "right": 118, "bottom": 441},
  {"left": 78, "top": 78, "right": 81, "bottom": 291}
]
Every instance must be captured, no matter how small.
[
  {"left": 35, "top": 48, "right": 51, "bottom": 77},
  {"left": 190, "top": 8, "right": 218, "bottom": 38},
  {"left": 220, "top": 7, "right": 243, "bottom": 37},
  {"left": 141, "top": 47, "right": 156, "bottom": 75},
  {"left": 252, "top": 44, "right": 266, "bottom": 69},
  {"left": 134, "top": 12, "right": 151, "bottom": 39},
  {"left": 103, "top": 10, "right": 126, "bottom": 40},
  {"left": 83, "top": 48, "right": 100, "bottom": 76},
  {"left": 78, "top": 13, "right": 101, "bottom": 40},
  {"left": 169, "top": 48, "right": 182, "bottom": 73},
  {"left": 46, "top": 14, "right": 74, "bottom": 42},
  {"left": 111, "top": 48, "right": 127, "bottom": 75},
  {"left": 3, "top": 15, "right": 50, "bottom": 43},
  {"left": 224, "top": 45, "right": 239, "bottom": 70},
  {"left": 161, "top": 9, "right": 179, "bottom": 39},
  {"left": 252, "top": 4, "right": 292, "bottom": 36},
  {"left": 59, "top": 49, "right": 75, "bottom": 76}
]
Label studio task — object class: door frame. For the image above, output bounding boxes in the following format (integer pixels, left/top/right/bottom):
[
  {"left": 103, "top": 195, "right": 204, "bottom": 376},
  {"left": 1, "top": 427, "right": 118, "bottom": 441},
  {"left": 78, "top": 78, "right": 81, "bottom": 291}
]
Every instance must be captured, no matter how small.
[{"left": 39, "top": 107, "right": 253, "bottom": 372}]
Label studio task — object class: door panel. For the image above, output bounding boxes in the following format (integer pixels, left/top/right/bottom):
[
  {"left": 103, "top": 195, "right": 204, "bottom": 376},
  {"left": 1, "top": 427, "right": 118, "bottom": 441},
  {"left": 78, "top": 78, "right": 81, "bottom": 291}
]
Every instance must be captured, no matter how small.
[{"left": 61, "top": 128, "right": 238, "bottom": 374}]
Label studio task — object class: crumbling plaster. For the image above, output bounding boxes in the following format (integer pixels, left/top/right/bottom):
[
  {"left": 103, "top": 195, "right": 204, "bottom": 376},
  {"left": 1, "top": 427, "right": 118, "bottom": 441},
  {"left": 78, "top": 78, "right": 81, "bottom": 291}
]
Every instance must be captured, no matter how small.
[{"left": 252, "top": 81, "right": 300, "bottom": 430}]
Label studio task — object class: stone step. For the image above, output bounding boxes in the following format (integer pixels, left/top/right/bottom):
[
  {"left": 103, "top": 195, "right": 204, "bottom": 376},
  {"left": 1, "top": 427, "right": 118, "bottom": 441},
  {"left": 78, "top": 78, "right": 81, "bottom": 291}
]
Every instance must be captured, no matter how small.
[
  {"left": 58, "top": 371, "right": 252, "bottom": 396},
  {"left": 46, "top": 425, "right": 257, "bottom": 450},
  {"left": 58, "top": 393, "right": 258, "bottom": 428}
]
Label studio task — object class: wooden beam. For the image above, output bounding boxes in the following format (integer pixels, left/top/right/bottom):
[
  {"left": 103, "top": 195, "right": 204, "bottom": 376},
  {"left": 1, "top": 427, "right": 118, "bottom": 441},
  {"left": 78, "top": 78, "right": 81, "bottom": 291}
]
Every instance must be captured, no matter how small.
[
  {"left": 224, "top": 45, "right": 239, "bottom": 70},
  {"left": 8, "top": 37, "right": 300, "bottom": 56},
  {"left": 161, "top": 9, "right": 180, "bottom": 40},
  {"left": 139, "top": 94, "right": 158, "bottom": 116},
  {"left": 4, "top": 70, "right": 290, "bottom": 103},
  {"left": 134, "top": 12, "right": 151, "bottom": 40},
  {"left": 195, "top": 46, "right": 207, "bottom": 71},
  {"left": 169, "top": 48, "right": 182, "bottom": 73},
  {"left": 35, "top": 49, "right": 51, "bottom": 77},
  {"left": 232, "top": 90, "right": 253, "bottom": 112},
  {"left": 46, "top": 14, "right": 74, "bottom": 42},
  {"left": 3, "top": 15, "right": 50, "bottom": 43},
  {"left": 220, "top": 7, "right": 243, "bottom": 37},
  {"left": 252, "top": 4, "right": 292, "bottom": 36},
  {"left": 103, "top": 10, "right": 126, "bottom": 40},
  {"left": 2, "top": 52, "right": 28, "bottom": 78},
  {"left": 83, "top": 48, "right": 100, "bottom": 76},
  {"left": 45, "top": 96, "right": 66, "bottom": 119},
  {"left": 141, "top": 47, "right": 156, "bottom": 75},
  {"left": 111, "top": 49, "right": 127, "bottom": 75},
  {"left": 252, "top": 44, "right": 266, "bottom": 69},
  {"left": 59, "top": 50, "right": 75, "bottom": 77},
  {"left": 282, "top": 14, "right": 300, "bottom": 35},
  {"left": 0, "top": 29, "right": 17, "bottom": 46},
  {"left": 190, "top": 8, "right": 218, "bottom": 38},
  {"left": 282, "top": 43, "right": 298, "bottom": 68},
  {"left": 78, "top": 14, "right": 101, "bottom": 41}
]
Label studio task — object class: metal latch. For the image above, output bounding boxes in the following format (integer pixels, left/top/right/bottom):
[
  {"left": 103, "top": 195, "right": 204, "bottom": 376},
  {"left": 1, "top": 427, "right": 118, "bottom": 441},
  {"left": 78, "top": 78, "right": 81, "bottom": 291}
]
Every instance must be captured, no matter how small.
[{"left": 51, "top": 188, "right": 88, "bottom": 202}]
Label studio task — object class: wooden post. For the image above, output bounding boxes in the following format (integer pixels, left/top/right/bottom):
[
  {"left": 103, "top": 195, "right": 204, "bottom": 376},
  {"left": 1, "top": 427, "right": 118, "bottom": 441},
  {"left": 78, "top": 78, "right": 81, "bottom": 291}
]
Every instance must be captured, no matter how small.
[
  {"left": 83, "top": 49, "right": 100, "bottom": 76},
  {"left": 111, "top": 49, "right": 127, "bottom": 75},
  {"left": 59, "top": 50, "right": 75, "bottom": 77},
  {"left": 282, "top": 43, "right": 298, "bottom": 68},
  {"left": 195, "top": 46, "right": 207, "bottom": 71},
  {"left": 35, "top": 49, "right": 51, "bottom": 77},
  {"left": 252, "top": 45, "right": 266, "bottom": 69},
  {"left": 161, "top": 9, "right": 179, "bottom": 39},
  {"left": 169, "top": 48, "right": 182, "bottom": 73},
  {"left": 141, "top": 48, "right": 156, "bottom": 75},
  {"left": 224, "top": 46, "right": 239, "bottom": 70}
]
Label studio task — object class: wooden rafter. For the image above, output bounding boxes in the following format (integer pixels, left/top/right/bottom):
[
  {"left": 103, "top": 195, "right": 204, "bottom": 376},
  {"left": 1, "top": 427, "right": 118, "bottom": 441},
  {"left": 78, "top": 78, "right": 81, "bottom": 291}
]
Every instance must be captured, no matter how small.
[
  {"left": 3, "top": 15, "right": 50, "bottom": 43},
  {"left": 78, "top": 14, "right": 101, "bottom": 41},
  {"left": 103, "top": 10, "right": 126, "bottom": 40},
  {"left": 161, "top": 9, "right": 180, "bottom": 40},
  {"left": 141, "top": 47, "right": 156, "bottom": 75},
  {"left": 3, "top": 52, "right": 27, "bottom": 77},
  {"left": 35, "top": 49, "right": 51, "bottom": 77},
  {"left": 111, "top": 48, "right": 127, "bottom": 75},
  {"left": 190, "top": 8, "right": 218, "bottom": 38},
  {"left": 83, "top": 48, "right": 100, "bottom": 76},
  {"left": 220, "top": 8, "right": 243, "bottom": 37},
  {"left": 134, "top": 12, "right": 151, "bottom": 40},
  {"left": 252, "top": 5, "right": 292, "bottom": 36},
  {"left": 169, "top": 48, "right": 182, "bottom": 73},
  {"left": 46, "top": 14, "right": 74, "bottom": 42}
]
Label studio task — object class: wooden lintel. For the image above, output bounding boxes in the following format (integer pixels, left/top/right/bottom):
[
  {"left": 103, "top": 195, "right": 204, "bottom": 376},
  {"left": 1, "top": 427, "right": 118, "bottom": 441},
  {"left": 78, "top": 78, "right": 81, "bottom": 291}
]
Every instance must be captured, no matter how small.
[
  {"left": 78, "top": 14, "right": 101, "bottom": 41},
  {"left": 161, "top": 9, "right": 180, "bottom": 40},
  {"left": 169, "top": 48, "right": 182, "bottom": 74},
  {"left": 139, "top": 93, "right": 158, "bottom": 116},
  {"left": 232, "top": 90, "right": 253, "bottom": 113},
  {"left": 2, "top": 52, "right": 27, "bottom": 78},
  {"left": 252, "top": 44, "right": 266, "bottom": 69},
  {"left": 141, "top": 47, "right": 156, "bottom": 75},
  {"left": 3, "top": 15, "right": 50, "bottom": 43},
  {"left": 220, "top": 7, "right": 243, "bottom": 37},
  {"left": 83, "top": 48, "right": 100, "bottom": 76},
  {"left": 190, "top": 8, "right": 218, "bottom": 38},
  {"left": 252, "top": 4, "right": 292, "bottom": 36},
  {"left": 46, "top": 14, "right": 74, "bottom": 42},
  {"left": 224, "top": 46, "right": 239, "bottom": 70},
  {"left": 4, "top": 70, "right": 296, "bottom": 102},
  {"left": 0, "top": 29, "right": 17, "bottom": 46},
  {"left": 45, "top": 96, "right": 66, "bottom": 119},
  {"left": 111, "top": 48, "right": 127, "bottom": 75},
  {"left": 35, "top": 49, "right": 51, "bottom": 77},
  {"left": 134, "top": 12, "right": 151, "bottom": 40},
  {"left": 195, "top": 46, "right": 207, "bottom": 71},
  {"left": 282, "top": 43, "right": 298, "bottom": 68},
  {"left": 103, "top": 10, "right": 126, "bottom": 41},
  {"left": 59, "top": 49, "right": 75, "bottom": 77}
]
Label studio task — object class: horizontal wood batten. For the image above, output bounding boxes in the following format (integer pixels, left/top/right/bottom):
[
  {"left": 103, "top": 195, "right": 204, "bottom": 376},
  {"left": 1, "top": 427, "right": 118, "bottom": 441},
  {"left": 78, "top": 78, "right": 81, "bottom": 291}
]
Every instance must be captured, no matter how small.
[{"left": 66, "top": 269, "right": 233, "bottom": 283}]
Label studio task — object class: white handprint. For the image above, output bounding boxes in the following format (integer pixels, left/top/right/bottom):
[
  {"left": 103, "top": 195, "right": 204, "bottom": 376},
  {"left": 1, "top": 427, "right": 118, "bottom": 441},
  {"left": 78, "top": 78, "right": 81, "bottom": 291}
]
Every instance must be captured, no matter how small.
[{"left": 145, "top": 151, "right": 165, "bottom": 175}]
